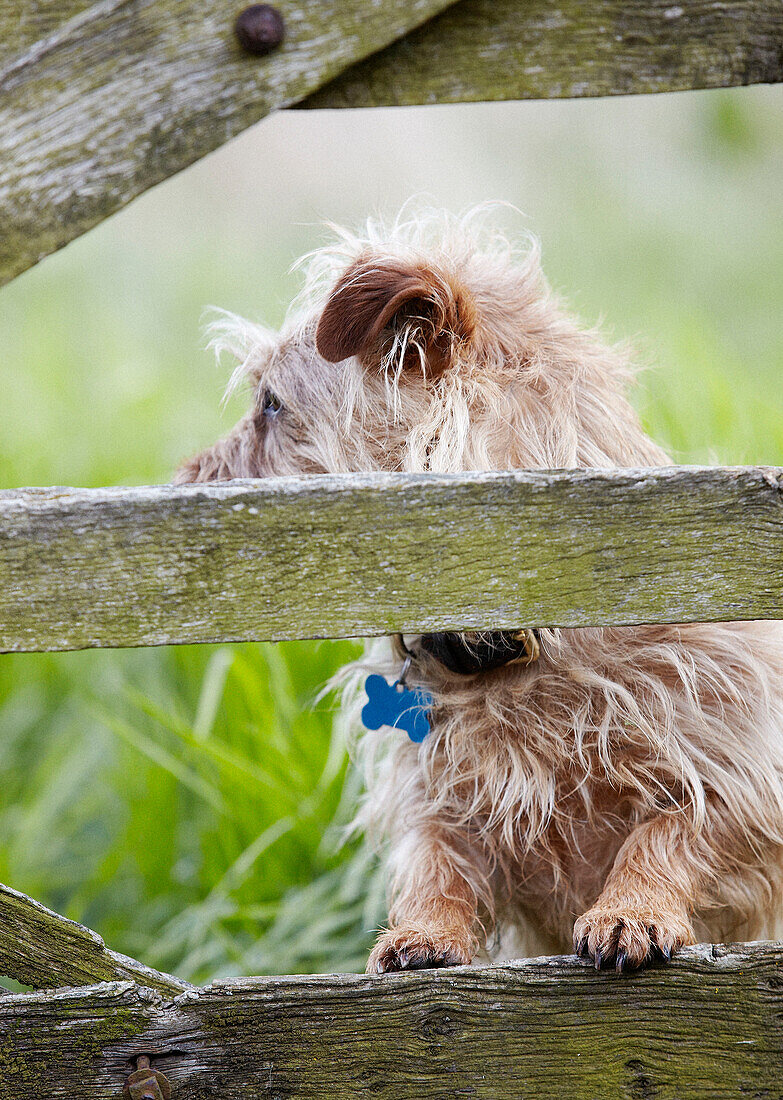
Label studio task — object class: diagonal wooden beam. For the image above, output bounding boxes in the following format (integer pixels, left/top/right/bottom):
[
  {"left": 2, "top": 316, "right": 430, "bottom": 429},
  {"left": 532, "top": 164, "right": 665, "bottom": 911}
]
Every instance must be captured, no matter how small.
[
  {"left": 0, "top": 882, "right": 189, "bottom": 995},
  {"left": 0, "top": 0, "right": 459, "bottom": 287},
  {"left": 0, "top": 467, "right": 782, "bottom": 654},
  {"left": 303, "top": 0, "right": 783, "bottom": 109},
  {"left": 3, "top": 2, "right": 782, "bottom": 290}
]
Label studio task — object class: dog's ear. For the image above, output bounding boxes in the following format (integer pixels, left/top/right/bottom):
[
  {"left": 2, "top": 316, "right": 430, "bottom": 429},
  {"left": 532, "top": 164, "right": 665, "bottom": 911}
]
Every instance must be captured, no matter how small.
[{"left": 315, "top": 255, "right": 475, "bottom": 371}]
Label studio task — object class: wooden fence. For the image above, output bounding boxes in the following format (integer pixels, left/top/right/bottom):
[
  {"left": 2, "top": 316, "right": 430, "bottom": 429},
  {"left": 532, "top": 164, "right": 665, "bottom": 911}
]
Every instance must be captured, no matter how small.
[
  {"left": 2, "top": 1, "right": 783, "bottom": 1096},
  {"left": 3, "top": 0, "right": 783, "bottom": 288},
  {"left": 1, "top": 467, "right": 783, "bottom": 653}
]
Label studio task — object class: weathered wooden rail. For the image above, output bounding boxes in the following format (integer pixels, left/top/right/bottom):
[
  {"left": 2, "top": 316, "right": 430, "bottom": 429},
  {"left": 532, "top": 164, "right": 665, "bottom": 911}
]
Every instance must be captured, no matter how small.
[
  {"left": 0, "top": 884, "right": 189, "bottom": 996},
  {"left": 3, "top": 0, "right": 783, "bottom": 1094},
  {"left": 1, "top": 910, "right": 782, "bottom": 1098},
  {"left": 1, "top": 881, "right": 782, "bottom": 1097},
  {"left": 2, "top": 0, "right": 782, "bottom": 286},
  {"left": 1, "top": 466, "right": 782, "bottom": 654}
]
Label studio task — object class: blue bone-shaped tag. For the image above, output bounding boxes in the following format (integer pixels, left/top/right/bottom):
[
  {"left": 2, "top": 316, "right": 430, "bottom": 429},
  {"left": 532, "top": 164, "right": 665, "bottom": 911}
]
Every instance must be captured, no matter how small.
[{"left": 361, "top": 675, "right": 432, "bottom": 743}]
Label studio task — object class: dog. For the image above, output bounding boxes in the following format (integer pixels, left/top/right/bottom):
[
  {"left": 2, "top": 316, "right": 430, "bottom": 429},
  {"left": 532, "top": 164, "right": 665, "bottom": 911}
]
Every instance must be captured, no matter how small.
[{"left": 177, "top": 209, "right": 783, "bottom": 973}]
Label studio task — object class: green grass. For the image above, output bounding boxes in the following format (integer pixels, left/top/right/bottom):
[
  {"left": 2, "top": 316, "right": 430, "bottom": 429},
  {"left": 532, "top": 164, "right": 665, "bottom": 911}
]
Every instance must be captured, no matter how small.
[
  {"left": 0, "top": 640, "right": 379, "bottom": 983},
  {"left": 0, "top": 87, "right": 781, "bottom": 984}
]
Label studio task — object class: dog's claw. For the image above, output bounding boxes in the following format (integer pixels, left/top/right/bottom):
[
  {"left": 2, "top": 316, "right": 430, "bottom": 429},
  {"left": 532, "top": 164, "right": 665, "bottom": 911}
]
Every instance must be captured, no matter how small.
[
  {"left": 401, "top": 950, "right": 439, "bottom": 970},
  {"left": 574, "top": 905, "right": 693, "bottom": 974},
  {"left": 367, "top": 927, "right": 472, "bottom": 974}
]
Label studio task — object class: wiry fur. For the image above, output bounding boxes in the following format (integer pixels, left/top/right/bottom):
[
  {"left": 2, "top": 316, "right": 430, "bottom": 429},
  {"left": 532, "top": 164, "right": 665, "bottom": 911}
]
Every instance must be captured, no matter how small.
[{"left": 177, "top": 208, "right": 783, "bottom": 972}]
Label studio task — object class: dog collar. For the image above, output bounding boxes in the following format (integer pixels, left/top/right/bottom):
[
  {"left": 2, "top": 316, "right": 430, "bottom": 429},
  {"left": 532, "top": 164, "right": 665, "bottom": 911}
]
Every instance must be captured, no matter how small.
[
  {"left": 361, "top": 630, "right": 540, "bottom": 744},
  {"left": 403, "top": 629, "right": 540, "bottom": 677}
]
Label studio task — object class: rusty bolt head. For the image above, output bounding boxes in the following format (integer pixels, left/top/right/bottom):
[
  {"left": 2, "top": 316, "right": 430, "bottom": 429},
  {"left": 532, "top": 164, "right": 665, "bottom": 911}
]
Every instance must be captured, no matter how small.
[
  {"left": 235, "top": 4, "right": 285, "bottom": 56},
  {"left": 123, "top": 1056, "right": 172, "bottom": 1100}
]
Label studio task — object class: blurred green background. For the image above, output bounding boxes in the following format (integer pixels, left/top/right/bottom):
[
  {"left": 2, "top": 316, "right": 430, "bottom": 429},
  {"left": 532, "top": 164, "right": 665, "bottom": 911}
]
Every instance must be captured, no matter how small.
[{"left": 0, "top": 88, "right": 782, "bottom": 984}]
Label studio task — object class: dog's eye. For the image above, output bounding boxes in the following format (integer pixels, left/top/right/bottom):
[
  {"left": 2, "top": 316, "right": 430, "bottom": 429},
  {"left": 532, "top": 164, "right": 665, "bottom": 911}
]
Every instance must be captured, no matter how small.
[{"left": 262, "top": 389, "right": 283, "bottom": 418}]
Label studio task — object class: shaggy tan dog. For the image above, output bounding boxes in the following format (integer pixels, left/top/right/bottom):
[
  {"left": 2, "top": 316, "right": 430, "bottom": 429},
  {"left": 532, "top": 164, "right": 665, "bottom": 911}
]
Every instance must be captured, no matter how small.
[{"left": 177, "top": 210, "right": 783, "bottom": 973}]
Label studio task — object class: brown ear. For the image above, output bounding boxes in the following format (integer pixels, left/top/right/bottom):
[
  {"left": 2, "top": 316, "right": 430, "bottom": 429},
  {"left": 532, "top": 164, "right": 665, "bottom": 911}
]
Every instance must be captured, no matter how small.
[{"left": 315, "top": 255, "right": 474, "bottom": 368}]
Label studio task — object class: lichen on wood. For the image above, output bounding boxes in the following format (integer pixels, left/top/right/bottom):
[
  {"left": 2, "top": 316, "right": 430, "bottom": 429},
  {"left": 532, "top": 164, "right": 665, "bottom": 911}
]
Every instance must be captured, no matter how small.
[
  {"left": 0, "top": 466, "right": 782, "bottom": 654},
  {"left": 1, "top": 943, "right": 783, "bottom": 1096},
  {"left": 4, "top": 1, "right": 783, "bottom": 287},
  {"left": 0, "top": 0, "right": 457, "bottom": 287},
  {"left": 304, "top": 0, "right": 783, "bottom": 110},
  {"left": 0, "top": 883, "right": 189, "bottom": 996}
]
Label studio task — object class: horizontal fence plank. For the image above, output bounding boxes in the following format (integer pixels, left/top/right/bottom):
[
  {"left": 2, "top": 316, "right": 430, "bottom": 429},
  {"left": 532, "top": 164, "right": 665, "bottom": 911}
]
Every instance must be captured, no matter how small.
[
  {"left": 0, "top": 0, "right": 456, "bottom": 287},
  {"left": 0, "top": 883, "right": 190, "bottom": 996},
  {"left": 1, "top": 943, "right": 782, "bottom": 1096},
  {"left": 304, "top": 0, "right": 783, "bottom": 110},
  {"left": 0, "top": 467, "right": 782, "bottom": 653}
]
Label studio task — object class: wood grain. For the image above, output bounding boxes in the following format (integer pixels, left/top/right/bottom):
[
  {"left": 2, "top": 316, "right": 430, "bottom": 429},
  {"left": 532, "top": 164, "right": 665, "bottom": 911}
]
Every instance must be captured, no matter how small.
[
  {"left": 4, "top": 1, "right": 783, "bottom": 287},
  {"left": 0, "top": 466, "right": 781, "bottom": 653},
  {"left": 1, "top": 943, "right": 782, "bottom": 1097},
  {"left": 304, "top": 0, "right": 783, "bottom": 109},
  {"left": 0, "top": 883, "right": 190, "bottom": 996},
  {"left": 0, "top": 0, "right": 457, "bottom": 286}
]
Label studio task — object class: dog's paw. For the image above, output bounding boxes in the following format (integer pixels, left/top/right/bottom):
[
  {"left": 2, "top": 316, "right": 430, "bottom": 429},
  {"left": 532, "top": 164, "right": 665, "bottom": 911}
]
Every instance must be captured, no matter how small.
[
  {"left": 367, "top": 923, "right": 472, "bottom": 974},
  {"left": 573, "top": 904, "right": 694, "bottom": 972}
]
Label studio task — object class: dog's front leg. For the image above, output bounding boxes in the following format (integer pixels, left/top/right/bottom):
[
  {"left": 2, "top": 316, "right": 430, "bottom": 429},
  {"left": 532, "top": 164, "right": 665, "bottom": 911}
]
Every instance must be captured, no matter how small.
[
  {"left": 573, "top": 812, "right": 701, "bottom": 971},
  {"left": 367, "top": 822, "right": 489, "bottom": 974}
]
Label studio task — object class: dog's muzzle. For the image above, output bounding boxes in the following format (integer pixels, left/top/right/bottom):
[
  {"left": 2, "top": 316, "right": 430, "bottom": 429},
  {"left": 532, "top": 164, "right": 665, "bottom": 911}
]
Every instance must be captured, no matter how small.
[{"left": 402, "top": 629, "right": 540, "bottom": 677}]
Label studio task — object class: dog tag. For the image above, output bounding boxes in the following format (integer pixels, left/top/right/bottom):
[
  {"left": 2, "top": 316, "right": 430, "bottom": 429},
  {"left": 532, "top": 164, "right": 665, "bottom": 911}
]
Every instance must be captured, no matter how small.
[{"left": 361, "top": 675, "right": 432, "bottom": 743}]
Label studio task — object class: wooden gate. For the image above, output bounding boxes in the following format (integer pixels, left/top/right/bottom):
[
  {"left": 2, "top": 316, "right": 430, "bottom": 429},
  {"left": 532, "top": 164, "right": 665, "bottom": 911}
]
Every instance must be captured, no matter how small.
[{"left": 1, "top": 3, "right": 782, "bottom": 1094}]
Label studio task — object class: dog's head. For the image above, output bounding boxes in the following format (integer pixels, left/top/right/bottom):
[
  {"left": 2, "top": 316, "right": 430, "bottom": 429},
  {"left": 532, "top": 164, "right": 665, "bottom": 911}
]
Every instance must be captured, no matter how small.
[{"left": 177, "top": 210, "right": 664, "bottom": 483}]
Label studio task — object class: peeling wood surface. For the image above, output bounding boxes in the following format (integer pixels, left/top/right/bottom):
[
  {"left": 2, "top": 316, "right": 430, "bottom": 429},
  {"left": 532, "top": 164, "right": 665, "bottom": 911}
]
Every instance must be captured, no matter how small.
[
  {"left": 0, "top": 883, "right": 190, "bottom": 997},
  {"left": 1, "top": 943, "right": 783, "bottom": 1097},
  {"left": 304, "top": 0, "right": 783, "bottom": 110},
  {"left": 0, "top": 0, "right": 457, "bottom": 287},
  {"left": 0, "top": 466, "right": 782, "bottom": 653}
]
